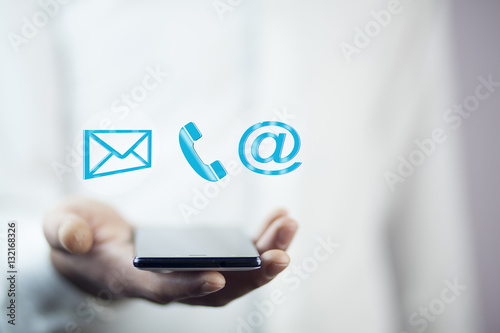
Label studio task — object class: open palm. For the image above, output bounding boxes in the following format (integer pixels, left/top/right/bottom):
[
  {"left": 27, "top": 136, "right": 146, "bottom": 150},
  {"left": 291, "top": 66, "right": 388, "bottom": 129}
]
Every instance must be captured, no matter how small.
[{"left": 43, "top": 197, "right": 298, "bottom": 306}]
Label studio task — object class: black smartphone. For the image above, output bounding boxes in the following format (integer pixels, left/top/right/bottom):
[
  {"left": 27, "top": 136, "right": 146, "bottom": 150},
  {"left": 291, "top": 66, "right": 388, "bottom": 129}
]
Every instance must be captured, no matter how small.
[{"left": 133, "top": 227, "right": 262, "bottom": 272}]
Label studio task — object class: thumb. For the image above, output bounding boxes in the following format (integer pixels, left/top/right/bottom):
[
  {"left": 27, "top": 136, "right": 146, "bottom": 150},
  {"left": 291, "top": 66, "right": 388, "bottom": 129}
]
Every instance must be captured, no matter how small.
[{"left": 43, "top": 211, "right": 94, "bottom": 254}]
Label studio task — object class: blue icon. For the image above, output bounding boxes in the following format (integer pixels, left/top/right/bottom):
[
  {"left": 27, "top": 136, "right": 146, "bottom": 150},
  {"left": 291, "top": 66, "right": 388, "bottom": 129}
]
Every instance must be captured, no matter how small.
[
  {"left": 239, "top": 121, "right": 301, "bottom": 175},
  {"left": 84, "top": 130, "right": 152, "bottom": 179},
  {"left": 179, "top": 122, "right": 227, "bottom": 182}
]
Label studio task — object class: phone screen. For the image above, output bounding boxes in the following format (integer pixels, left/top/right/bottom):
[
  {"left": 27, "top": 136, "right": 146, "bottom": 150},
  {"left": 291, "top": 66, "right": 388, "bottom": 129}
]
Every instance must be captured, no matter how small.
[{"left": 134, "top": 228, "right": 261, "bottom": 272}]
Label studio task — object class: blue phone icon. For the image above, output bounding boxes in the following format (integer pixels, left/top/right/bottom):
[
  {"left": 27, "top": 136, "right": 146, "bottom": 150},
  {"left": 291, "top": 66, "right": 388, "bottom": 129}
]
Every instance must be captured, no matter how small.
[{"left": 179, "top": 122, "right": 227, "bottom": 182}]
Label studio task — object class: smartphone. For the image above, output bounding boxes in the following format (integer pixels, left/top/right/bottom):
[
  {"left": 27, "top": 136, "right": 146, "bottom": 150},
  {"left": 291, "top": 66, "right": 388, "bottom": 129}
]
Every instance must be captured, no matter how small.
[{"left": 133, "top": 227, "right": 261, "bottom": 272}]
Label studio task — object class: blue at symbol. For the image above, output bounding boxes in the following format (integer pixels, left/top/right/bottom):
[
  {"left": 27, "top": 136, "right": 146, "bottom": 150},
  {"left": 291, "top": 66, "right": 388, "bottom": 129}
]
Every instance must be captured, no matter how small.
[{"left": 238, "top": 121, "right": 302, "bottom": 175}]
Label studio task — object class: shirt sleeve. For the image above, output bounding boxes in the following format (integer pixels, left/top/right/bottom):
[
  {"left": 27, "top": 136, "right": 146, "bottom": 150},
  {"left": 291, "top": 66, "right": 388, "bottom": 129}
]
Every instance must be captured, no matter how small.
[{"left": 0, "top": 216, "right": 96, "bottom": 333}]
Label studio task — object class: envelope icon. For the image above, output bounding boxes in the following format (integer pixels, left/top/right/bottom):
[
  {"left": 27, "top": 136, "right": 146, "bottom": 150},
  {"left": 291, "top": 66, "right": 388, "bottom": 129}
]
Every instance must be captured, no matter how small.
[{"left": 84, "top": 130, "right": 152, "bottom": 179}]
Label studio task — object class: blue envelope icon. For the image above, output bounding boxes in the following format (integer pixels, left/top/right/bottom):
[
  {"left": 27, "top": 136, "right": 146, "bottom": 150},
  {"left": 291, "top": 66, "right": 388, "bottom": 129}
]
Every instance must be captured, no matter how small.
[{"left": 84, "top": 130, "right": 152, "bottom": 179}]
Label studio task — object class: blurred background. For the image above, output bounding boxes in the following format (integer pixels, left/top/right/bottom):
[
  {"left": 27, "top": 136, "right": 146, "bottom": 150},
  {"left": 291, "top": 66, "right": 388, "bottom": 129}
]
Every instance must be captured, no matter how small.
[{"left": 0, "top": 0, "right": 499, "bottom": 332}]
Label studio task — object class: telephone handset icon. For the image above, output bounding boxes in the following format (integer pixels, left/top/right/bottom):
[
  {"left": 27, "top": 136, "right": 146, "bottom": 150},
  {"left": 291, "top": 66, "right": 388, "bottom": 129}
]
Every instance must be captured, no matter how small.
[{"left": 179, "top": 122, "right": 227, "bottom": 182}]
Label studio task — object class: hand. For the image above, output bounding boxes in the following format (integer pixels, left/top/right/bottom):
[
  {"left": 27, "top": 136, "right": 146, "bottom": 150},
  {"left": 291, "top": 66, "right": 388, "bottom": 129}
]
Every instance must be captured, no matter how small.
[{"left": 43, "top": 196, "right": 298, "bottom": 306}]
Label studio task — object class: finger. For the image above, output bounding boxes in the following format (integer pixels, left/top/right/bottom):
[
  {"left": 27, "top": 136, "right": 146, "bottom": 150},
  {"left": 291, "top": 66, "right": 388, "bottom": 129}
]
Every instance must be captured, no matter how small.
[
  {"left": 253, "top": 208, "right": 288, "bottom": 242},
  {"left": 180, "top": 250, "right": 290, "bottom": 306},
  {"left": 141, "top": 271, "right": 226, "bottom": 304},
  {"left": 44, "top": 211, "right": 93, "bottom": 254},
  {"left": 231, "top": 250, "right": 290, "bottom": 297},
  {"left": 255, "top": 249, "right": 290, "bottom": 283},
  {"left": 50, "top": 248, "right": 226, "bottom": 304},
  {"left": 255, "top": 216, "right": 298, "bottom": 253}
]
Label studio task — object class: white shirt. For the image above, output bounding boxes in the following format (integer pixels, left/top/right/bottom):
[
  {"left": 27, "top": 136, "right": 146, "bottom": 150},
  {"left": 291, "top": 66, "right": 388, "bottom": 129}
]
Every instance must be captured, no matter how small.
[{"left": 0, "top": 0, "right": 482, "bottom": 332}]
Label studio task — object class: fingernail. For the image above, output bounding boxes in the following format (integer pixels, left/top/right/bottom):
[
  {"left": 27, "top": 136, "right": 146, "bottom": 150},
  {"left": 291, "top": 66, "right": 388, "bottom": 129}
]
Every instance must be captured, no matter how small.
[{"left": 200, "top": 281, "right": 224, "bottom": 295}]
